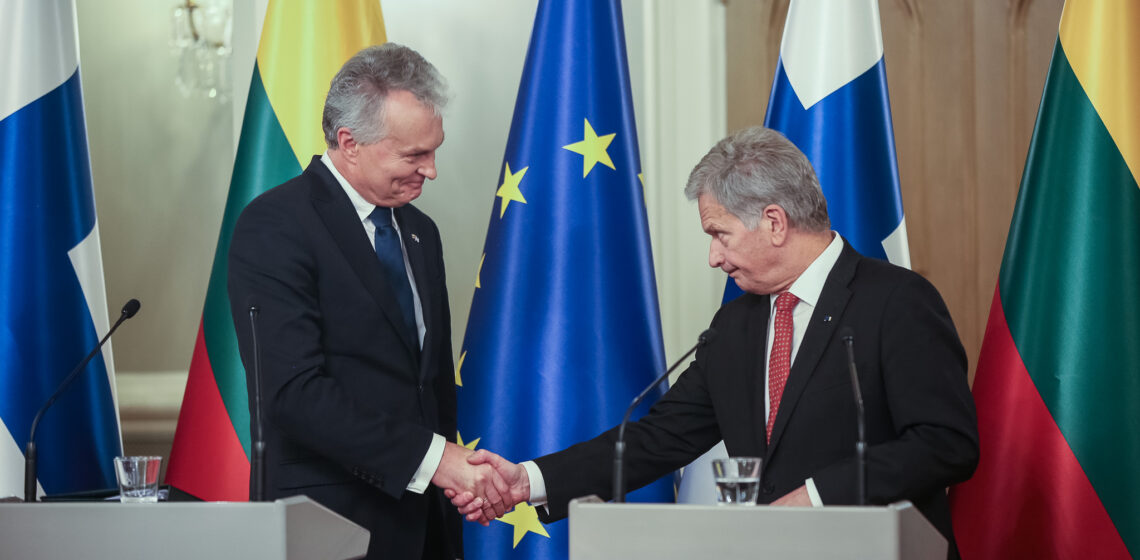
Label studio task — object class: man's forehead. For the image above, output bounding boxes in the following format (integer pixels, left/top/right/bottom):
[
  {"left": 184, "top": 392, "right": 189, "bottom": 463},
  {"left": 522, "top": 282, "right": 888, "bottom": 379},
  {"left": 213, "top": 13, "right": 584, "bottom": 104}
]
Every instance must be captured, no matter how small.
[{"left": 698, "top": 194, "right": 728, "bottom": 220}]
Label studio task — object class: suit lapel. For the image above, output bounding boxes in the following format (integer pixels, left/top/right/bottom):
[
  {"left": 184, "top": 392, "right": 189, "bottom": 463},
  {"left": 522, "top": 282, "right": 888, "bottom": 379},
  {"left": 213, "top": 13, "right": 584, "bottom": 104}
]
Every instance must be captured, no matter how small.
[
  {"left": 306, "top": 159, "right": 420, "bottom": 358},
  {"left": 766, "top": 241, "right": 860, "bottom": 455}
]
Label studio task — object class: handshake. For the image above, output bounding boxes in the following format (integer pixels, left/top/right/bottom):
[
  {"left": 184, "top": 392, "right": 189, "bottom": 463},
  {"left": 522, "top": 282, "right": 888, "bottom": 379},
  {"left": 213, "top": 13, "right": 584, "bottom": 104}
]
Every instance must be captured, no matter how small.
[{"left": 430, "top": 442, "right": 532, "bottom": 525}]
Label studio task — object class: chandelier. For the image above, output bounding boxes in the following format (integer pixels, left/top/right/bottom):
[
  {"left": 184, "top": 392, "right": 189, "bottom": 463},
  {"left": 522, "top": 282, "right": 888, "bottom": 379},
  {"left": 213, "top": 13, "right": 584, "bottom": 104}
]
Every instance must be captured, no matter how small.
[{"left": 170, "top": 0, "right": 233, "bottom": 101}]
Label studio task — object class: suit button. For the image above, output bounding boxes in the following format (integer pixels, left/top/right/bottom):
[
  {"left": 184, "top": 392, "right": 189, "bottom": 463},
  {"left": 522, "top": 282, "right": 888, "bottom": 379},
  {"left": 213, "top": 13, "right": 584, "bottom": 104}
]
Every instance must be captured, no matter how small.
[
  {"left": 417, "top": 384, "right": 424, "bottom": 393},
  {"left": 761, "top": 483, "right": 775, "bottom": 494}
]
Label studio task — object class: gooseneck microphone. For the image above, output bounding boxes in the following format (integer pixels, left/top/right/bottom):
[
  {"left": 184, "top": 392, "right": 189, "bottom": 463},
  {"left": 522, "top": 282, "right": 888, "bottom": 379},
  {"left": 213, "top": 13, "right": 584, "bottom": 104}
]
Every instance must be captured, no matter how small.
[
  {"left": 613, "top": 328, "right": 717, "bottom": 503},
  {"left": 248, "top": 304, "right": 267, "bottom": 502},
  {"left": 840, "top": 327, "right": 867, "bottom": 506},
  {"left": 25, "top": 299, "right": 141, "bottom": 502}
]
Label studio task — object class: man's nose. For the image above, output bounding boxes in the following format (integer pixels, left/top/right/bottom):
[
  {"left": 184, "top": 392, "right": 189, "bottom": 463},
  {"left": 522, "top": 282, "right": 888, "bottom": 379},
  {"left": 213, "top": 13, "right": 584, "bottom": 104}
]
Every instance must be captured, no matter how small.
[
  {"left": 420, "top": 154, "right": 437, "bottom": 180},
  {"left": 708, "top": 240, "right": 725, "bottom": 268}
]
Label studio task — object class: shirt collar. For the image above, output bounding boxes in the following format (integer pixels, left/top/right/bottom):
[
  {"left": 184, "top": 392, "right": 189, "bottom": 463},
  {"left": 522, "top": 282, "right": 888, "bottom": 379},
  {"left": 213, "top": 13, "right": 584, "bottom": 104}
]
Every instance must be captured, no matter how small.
[
  {"left": 783, "top": 232, "right": 843, "bottom": 308},
  {"left": 321, "top": 151, "right": 380, "bottom": 224}
]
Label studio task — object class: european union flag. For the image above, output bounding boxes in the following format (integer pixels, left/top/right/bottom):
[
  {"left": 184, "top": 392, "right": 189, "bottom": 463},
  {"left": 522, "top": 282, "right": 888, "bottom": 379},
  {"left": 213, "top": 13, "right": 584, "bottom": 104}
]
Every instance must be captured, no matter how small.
[
  {"left": 0, "top": 1, "right": 121, "bottom": 498},
  {"left": 722, "top": 0, "right": 910, "bottom": 303},
  {"left": 457, "top": 0, "right": 672, "bottom": 557}
]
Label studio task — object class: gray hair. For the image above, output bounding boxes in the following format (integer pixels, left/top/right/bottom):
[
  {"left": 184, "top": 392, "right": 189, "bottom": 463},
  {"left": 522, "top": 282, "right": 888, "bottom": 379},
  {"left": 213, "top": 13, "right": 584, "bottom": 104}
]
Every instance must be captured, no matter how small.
[
  {"left": 684, "top": 126, "right": 829, "bottom": 232},
  {"left": 322, "top": 43, "right": 448, "bottom": 148}
]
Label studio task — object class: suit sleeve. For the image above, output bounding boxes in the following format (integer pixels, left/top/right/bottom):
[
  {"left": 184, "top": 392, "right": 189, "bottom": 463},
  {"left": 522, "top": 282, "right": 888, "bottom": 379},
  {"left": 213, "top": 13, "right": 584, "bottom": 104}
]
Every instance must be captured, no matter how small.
[
  {"left": 228, "top": 197, "right": 434, "bottom": 499},
  {"left": 812, "top": 274, "right": 979, "bottom": 505},
  {"left": 532, "top": 311, "right": 729, "bottom": 521}
]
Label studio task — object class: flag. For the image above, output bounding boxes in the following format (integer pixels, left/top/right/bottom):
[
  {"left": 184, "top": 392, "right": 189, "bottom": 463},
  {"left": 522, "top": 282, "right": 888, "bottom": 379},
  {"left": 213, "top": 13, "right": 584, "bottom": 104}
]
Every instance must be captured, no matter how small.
[
  {"left": 165, "top": 0, "right": 387, "bottom": 501},
  {"left": 683, "top": 0, "right": 910, "bottom": 504},
  {"left": 948, "top": 1, "right": 1140, "bottom": 558},
  {"left": 722, "top": 0, "right": 909, "bottom": 303},
  {"left": 456, "top": 0, "right": 672, "bottom": 556},
  {"left": 0, "top": 0, "right": 122, "bottom": 498}
]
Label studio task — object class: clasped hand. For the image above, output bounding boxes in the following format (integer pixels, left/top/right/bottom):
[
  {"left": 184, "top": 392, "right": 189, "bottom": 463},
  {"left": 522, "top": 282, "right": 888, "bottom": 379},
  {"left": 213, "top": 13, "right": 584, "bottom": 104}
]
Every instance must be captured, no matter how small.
[{"left": 432, "top": 443, "right": 530, "bottom": 525}]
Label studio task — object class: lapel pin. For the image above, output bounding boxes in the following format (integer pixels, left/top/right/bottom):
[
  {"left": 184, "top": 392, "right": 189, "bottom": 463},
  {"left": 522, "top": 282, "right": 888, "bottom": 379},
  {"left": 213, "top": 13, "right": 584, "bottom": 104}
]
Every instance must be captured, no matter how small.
[
  {"left": 410, "top": 233, "right": 420, "bottom": 243},
  {"left": 823, "top": 315, "right": 832, "bottom": 323}
]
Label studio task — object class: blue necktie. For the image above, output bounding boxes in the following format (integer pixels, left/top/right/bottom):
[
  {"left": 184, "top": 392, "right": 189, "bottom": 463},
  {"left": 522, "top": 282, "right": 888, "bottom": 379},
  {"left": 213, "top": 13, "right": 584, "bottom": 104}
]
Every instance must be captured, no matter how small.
[{"left": 369, "top": 207, "right": 417, "bottom": 343}]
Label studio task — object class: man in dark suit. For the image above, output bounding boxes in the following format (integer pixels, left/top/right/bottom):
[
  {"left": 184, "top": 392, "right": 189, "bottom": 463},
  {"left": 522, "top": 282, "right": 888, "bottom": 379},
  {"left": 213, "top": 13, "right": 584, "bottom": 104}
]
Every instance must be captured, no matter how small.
[
  {"left": 228, "top": 44, "right": 508, "bottom": 560},
  {"left": 450, "top": 126, "right": 979, "bottom": 554}
]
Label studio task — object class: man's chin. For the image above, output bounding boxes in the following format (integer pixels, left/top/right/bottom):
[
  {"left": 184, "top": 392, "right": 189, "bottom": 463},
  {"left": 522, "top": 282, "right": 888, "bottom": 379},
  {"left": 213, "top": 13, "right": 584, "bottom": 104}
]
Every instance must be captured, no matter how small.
[
  {"left": 403, "top": 186, "right": 423, "bottom": 201},
  {"left": 732, "top": 277, "right": 755, "bottom": 294}
]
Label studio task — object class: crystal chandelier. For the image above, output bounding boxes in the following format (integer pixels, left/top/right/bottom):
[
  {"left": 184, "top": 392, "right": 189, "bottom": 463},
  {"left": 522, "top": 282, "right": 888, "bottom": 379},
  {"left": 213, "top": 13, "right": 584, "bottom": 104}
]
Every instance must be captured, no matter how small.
[{"left": 170, "top": 0, "right": 233, "bottom": 101}]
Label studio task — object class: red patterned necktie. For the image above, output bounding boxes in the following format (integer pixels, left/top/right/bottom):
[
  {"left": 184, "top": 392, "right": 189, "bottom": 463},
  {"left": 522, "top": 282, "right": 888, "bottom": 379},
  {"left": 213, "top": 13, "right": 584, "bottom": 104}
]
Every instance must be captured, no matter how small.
[{"left": 766, "top": 291, "right": 799, "bottom": 442}]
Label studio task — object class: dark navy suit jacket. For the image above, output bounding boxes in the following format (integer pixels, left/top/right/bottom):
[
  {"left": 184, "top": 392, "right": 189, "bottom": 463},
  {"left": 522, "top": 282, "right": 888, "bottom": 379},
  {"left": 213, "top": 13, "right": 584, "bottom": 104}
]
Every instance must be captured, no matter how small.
[{"left": 228, "top": 156, "right": 460, "bottom": 559}]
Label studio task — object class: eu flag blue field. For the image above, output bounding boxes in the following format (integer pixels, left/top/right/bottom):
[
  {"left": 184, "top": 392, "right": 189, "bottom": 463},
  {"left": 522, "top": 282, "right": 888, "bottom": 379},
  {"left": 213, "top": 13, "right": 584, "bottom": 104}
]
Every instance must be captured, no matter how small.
[{"left": 456, "top": 0, "right": 672, "bottom": 557}]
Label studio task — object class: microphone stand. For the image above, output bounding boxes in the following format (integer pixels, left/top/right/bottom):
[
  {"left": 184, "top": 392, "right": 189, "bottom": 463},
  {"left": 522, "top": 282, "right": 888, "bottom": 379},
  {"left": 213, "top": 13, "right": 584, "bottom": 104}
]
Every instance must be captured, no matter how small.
[
  {"left": 841, "top": 330, "right": 867, "bottom": 506},
  {"left": 249, "top": 305, "right": 266, "bottom": 502},
  {"left": 25, "top": 299, "right": 140, "bottom": 502}
]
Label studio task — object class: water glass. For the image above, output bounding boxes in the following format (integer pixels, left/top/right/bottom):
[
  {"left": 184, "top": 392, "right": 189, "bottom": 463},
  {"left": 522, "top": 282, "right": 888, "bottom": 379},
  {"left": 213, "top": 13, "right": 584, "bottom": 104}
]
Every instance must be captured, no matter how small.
[
  {"left": 711, "top": 456, "right": 761, "bottom": 505},
  {"left": 113, "top": 456, "right": 162, "bottom": 503}
]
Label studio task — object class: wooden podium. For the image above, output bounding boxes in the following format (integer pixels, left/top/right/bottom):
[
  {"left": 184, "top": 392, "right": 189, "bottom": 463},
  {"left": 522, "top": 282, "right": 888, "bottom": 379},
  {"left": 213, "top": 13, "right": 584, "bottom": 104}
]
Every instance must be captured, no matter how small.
[
  {"left": 0, "top": 495, "right": 369, "bottom": 560},
  {"left": 568, "top": 496, "right": 947, "bottom": 559}
]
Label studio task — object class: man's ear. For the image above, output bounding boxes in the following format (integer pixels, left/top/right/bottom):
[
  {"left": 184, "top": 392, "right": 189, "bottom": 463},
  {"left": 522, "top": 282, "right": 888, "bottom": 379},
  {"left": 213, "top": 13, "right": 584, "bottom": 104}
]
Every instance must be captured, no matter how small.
[
  {"left": 765, "top": 204, "right": 789, "bottom": 245},
  {"left": 336, "top": 127, "right": 357, "bottom": 162}
]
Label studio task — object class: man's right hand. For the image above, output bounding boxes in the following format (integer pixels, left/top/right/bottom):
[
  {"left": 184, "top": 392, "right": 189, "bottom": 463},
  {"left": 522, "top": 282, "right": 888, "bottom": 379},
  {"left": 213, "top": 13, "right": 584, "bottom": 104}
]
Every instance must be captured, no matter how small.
[
  {"left": 431, "top": 442, "right": 511, "bottom": 524},
  {"left": 444, "top": 449, "right": 531, "bottom": 524}
]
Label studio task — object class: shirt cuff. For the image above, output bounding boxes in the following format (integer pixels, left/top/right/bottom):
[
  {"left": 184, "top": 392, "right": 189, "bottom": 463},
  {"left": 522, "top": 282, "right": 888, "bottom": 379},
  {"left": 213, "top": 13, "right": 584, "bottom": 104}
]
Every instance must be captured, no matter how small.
[
  {"left": 804, "top": 477, "right": 823, "bottom": 507},
  {"left": 406, "top": 433, "right": 446, "bottom": 494},
  {"left": 521, "top": 460, "right": 548, "bottom": 505}
]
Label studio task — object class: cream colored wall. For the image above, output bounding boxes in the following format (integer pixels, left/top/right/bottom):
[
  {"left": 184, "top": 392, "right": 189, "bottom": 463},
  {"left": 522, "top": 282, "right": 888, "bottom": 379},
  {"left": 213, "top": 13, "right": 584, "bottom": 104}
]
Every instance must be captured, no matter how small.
[
  {"left": 76, "top": 0, "right": 235, "bottom": 449},
  {"left": 77, "top": 1, "right": 727, "bottom": 453}
]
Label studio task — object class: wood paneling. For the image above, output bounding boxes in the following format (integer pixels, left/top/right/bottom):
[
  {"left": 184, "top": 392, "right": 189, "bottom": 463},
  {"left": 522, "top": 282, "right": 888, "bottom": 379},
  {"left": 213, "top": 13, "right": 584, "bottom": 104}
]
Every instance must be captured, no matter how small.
[{"left": 725, "top": 0, "right": 1065, "bottom": 382}]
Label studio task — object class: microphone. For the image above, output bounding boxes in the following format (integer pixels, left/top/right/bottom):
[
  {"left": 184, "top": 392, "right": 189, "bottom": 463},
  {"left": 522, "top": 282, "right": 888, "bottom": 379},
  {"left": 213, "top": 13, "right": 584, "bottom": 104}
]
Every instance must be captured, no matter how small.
[
  {"left": 613, "top": 328, "right": 717, "bottom": 503},
  {"left": 25, "top": 299, "right": 141, "bottom": 502},
  {"left": 840, "top": 326, "right": 867, "bottom": 506},
  {"left": 248, "top": 303, "right": 267, "bottom": 502}
]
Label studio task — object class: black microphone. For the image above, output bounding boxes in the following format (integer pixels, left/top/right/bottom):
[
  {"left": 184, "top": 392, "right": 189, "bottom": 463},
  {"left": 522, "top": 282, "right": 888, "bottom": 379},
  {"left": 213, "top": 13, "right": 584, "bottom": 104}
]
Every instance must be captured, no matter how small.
[
  {"left": 613, "top": 328, "right": 717, "bottom": 503},
  {"left": 248, "top": 303, "right": 267, "bottom": 502},
  {"left": 25, "top": 299, "right": 141, "bottom": 502},
  {"left": 840, "top": 326, "right": 867, "bottom": 506}
]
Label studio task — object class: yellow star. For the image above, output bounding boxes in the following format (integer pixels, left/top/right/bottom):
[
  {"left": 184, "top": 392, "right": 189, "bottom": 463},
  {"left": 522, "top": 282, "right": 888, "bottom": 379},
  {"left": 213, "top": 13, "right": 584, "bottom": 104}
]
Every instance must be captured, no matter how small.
[
  {"left": 497, "top": 502, "right": 550, "bottom": 547},
  {"left": 475, "top": 253, "right": 485, "bottom": 289},
  {"left": 456, "top": 430, "right": 480, "bottom": 451},
  {"left": 563, "top": 119, "right": 616, "bottom": 178},
  {"left": 496, "top": 162, "right": 528, "bottom": 218},
  {"left": 455, "top": 350, "right": 466, "bottom": 386},
  {"left": 638, "top": 172, "right": 645, "bottom": 200}
]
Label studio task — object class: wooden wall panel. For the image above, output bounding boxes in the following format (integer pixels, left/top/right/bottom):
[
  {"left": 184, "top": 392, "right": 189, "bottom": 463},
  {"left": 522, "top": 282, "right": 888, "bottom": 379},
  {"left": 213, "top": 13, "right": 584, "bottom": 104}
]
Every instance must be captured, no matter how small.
[{"left": 725, "top": 0, "right": 1064, "bottom": 382}]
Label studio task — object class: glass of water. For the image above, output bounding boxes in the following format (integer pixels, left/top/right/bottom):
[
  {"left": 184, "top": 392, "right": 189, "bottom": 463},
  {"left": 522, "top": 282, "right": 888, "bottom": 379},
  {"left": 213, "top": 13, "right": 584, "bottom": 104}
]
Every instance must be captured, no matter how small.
[
  {"left": 711, "top": 457, "right": 761, "bottom": 505},
  {"left": 113, "top": 456, "right": 162, "bottom": 503}
]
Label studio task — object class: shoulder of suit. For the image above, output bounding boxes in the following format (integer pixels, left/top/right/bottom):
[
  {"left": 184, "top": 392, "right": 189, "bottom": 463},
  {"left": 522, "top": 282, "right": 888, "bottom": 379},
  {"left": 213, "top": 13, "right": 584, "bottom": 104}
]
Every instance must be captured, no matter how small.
[
  {"left": 715, "top": 292, "right": 767, "bottom": 323},
  {"left": 848, "top": 253, "right": 944, "bottom": 302}
]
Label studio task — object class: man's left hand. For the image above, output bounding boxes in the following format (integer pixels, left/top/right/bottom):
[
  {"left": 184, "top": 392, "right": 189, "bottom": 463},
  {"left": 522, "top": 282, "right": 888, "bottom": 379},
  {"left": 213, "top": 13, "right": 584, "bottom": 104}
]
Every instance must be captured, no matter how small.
[{"left": 771, "top": 485, "right": 812, "bottom": 506}]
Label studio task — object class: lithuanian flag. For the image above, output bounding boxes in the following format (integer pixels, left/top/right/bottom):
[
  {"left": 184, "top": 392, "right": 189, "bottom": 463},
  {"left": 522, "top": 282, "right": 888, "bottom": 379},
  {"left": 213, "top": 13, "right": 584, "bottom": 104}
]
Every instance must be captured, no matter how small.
[
  {"left": 948, "top": 1, "right": 1139, "bottom": 558},
  {"left": 166, "top": 2, "right": 387, "bottom": 501}
]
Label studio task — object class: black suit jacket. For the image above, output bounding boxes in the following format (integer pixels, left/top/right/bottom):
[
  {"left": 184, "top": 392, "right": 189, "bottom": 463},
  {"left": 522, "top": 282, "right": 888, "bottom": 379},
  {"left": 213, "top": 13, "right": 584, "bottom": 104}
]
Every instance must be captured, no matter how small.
[
  {"left": 534, "top": 241, "right": 978, "bottom": 552},
  {"left": 228, "top": 157, "right": 460, "bottom": 560}
]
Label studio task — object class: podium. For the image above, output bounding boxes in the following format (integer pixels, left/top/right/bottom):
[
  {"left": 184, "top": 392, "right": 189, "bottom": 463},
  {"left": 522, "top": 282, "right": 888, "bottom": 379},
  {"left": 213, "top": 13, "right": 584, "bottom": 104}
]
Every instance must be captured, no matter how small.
[
  {"left": 0, "top": 495, "right": 369, "bottom": 560},
  {"left": 568, "top": 497, "right": 946, "bottom": 559}
]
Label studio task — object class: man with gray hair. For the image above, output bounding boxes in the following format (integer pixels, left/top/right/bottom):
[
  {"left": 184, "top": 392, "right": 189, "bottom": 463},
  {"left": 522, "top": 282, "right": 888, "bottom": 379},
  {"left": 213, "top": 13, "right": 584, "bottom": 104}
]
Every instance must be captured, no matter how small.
[
  {"left": 453, "top": 126, "right": 979, "bottom": 557},
  {"left": 228, "top": 44, "right": 507, "bottom": 560}
]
